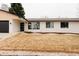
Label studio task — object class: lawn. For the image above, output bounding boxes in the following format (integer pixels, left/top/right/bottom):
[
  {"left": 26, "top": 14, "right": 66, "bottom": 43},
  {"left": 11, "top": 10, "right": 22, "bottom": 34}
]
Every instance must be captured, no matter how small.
[{"left": 0, "top": 33, "right": 79, "bottom": 53}]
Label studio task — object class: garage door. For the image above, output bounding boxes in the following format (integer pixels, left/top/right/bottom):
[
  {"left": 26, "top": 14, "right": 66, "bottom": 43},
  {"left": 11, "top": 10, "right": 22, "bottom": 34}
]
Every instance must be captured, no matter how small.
[{"left": 0, "top": 21, "right": 9, "bottom": 33}]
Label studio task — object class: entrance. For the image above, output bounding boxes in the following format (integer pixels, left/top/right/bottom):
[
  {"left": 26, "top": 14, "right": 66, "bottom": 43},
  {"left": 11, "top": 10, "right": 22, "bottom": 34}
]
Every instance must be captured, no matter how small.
[{"left": 20, "top": 22, "right": 24, "bottom": 31}]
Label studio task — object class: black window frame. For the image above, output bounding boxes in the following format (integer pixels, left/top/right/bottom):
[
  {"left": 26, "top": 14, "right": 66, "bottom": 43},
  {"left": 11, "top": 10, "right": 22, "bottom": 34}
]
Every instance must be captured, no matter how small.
[
  {"left": 46, "top": 22, "right": 54, "bottom": 28},
  {"left": 28, "top": 22, "right": 32, "bottom": 29},
  {"left": 61, "top": 22, "right": 69, "bottom": 28},
  {"left": 20, "top": 22, "right": 24, "bottom": 31}
]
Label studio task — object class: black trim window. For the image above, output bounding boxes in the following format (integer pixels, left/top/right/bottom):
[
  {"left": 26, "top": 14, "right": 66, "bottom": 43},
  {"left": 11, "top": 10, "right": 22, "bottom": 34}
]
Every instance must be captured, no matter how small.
[
  {"left": 28, "top": 22, "right": 32, "bottom": 29},
  {"left": 20, "top": 23, "right": 24, "bottom": 31},
  {"left": 46, "top": 22, "right": 54, "bottom": 28},
  {"left": 61, "top": 22, "right": 69, "bottom": 28},
  {"left": 28, "top": 22, "right": 40, "bottom": 29}
]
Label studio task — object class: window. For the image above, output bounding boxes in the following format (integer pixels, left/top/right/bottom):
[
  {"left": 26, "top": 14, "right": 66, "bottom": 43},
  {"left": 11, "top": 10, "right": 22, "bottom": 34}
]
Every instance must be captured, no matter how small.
[
  {"left": 61, "top": 22, "right": 68, "bottom": 28},
  {"left": 32, "top": 22, "right": 40, "bottom": 29},
  {"left": 28, "top": 22, "right": 31, "bottom": 29},
  {"left": 46, "top": 22, "right": 54, "bottom": 28},
  {"left": 28, "top": 22, "right": 40, "bottom": 29},
  {"left": 20, "top": 23, "right": 24, "bottom": 31}
]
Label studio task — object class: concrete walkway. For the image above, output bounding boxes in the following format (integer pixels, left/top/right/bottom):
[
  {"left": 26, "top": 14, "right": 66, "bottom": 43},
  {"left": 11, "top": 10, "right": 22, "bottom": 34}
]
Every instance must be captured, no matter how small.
[
  {"left": 0, "top": 32, "right": 20, "bottom": 40},
  {"left": 0, "top": 51, "right": 79, "bottom": 56}
]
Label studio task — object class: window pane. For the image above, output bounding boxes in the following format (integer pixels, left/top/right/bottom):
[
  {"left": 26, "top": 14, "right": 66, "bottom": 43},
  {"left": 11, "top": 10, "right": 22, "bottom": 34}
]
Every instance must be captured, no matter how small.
[
  {"left": 37, "top": 22, "right": 40, "bottom": 29},
  {"left": 46, "top": 22, "right": 54, "bottom": 28},
  {"left": 61, "top": 22, "right": 68, "bottom": 28},
  {"left": 46, "top": 22, "right": 50, "bottom": 28},
  {"left": 32, "top": 22, "right": 40, "bottom": 29},
  {"left": 28, "top": 22, "right": 31, "bottom": 29},
  {"left": 50, "top": 22, "right": 54, "bottom": 28}
]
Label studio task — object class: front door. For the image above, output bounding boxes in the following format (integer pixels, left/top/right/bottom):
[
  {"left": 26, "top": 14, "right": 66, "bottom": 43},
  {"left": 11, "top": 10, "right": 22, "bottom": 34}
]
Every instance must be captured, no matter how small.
[{"left": 20, "top": 22, "right": 24, "bottom": 31}]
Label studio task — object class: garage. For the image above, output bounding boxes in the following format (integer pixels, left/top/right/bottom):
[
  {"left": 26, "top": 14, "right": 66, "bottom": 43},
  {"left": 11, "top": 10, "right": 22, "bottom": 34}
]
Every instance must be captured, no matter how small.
[{"left": 0, "top": 21, "right": 9, "bottom": 33}]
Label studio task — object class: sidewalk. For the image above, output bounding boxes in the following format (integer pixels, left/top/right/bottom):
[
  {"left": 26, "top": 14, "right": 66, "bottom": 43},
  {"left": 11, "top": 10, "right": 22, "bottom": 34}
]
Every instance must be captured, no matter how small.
[{"left": 0, "top": 51, "right": 79, "bottom": 56}]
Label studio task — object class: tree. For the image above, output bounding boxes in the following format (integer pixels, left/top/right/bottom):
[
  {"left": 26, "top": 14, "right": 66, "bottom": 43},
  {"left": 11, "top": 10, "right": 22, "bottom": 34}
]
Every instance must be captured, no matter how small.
[{"left": 9, "top": 3, "right": 25, "bottom": 19}]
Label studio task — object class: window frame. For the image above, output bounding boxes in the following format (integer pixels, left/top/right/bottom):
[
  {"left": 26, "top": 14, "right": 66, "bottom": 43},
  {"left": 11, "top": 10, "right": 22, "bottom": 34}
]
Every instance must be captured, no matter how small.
[
  {"left": 28, "top": 22, "right": 32, "bottom": 29},
  {"left": 60, "top": 22, "right": 69, "bottom": 28},
  {"left": 28, "top": 22, "right": 40, "bottom": 29},
  {"left": 46, "top": 22, "right": 54, "bottom": 28}
]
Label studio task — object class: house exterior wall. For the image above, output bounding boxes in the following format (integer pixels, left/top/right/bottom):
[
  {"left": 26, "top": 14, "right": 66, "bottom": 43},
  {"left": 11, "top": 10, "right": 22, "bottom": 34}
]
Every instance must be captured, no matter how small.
[
  {"left": 24, "top": 22, "right": 28, "bottom": 31},
  {"left": 0, "top": 11, "right": 20, "bottom": 20},
  {"left": 0, "top": 10, "right": 21, "bottom": 34},
  {"left": 0, "top": 19, "right": 20, "bottom": 33},
  {"left": 69, "top": 22, "right": 79, "bottom": 33},
  {"left": 25, "top": 21, "right": 79, "bottom": 33},
  {"left": 9, "top": 19, "right": 20, "bottom": 33},
  {"left": 0, "top": 19, "right": 20, "bottom": 37},
  {"left": 0, "top": 10, "right": 27, "bottom": 37}
]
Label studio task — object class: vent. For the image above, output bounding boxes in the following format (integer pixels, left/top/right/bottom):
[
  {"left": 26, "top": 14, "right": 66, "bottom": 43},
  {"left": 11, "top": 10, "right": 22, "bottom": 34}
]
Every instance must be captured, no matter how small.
[{"left": 1, "top": 4, "right": 9, "bottom": 11}]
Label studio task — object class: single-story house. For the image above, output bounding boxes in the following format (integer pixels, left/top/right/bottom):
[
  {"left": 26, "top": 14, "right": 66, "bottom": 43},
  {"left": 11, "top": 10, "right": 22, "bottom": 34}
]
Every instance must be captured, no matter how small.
[
  {"left": 0, "top": 9, "right": 28, "bottom": 36},
  {"left": 25, "top": 18, "right": 79, "bottom": 34},
  {"left": 0, "top": 9, "right": 79, "bottom": 35}
]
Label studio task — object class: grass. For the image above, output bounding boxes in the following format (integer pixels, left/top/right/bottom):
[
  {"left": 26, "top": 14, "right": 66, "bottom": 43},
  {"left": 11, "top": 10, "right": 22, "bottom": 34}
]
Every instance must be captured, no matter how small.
[{"left": 0, "top": 33, "right": 79, "bottom": 53}]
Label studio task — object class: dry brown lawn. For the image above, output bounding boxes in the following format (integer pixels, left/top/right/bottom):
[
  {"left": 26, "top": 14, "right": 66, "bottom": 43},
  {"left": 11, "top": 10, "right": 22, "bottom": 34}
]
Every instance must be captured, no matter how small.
[{"left": 0, "top": 33, "right": 79, "bottom": 53}]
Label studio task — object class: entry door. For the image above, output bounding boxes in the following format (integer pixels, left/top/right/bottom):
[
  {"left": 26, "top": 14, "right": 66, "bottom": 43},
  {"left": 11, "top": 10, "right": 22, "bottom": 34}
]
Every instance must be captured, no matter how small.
[
  {"left": 0, "top": 21, "right": 9, "bottom": 33},
  {"left": 20, "top": 23, "right": 24, "bottom": 31}
]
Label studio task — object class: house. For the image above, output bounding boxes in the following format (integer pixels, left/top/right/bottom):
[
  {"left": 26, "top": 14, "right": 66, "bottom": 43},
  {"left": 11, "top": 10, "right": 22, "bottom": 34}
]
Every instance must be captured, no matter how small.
[
  {"left": 0, "top": 9, "right": 79, "bottom": 34},
  {"left": 25, "top": 18, "right": 79, "bottom": 34},
  {"left": 0, "top": 7, "right": 79, "bottom": 35},
  {"left": 0, "top": 9, "right": 28, "bottom": 36},
  {"left": 0, "top": 9, "right": 79, "bottom": 35}
]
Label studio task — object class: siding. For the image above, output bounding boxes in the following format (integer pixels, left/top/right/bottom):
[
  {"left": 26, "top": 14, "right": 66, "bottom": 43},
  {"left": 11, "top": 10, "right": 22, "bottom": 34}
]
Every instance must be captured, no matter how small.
[
  {"left": 25, "top": 22, "right": 79, "bottom": 33},
  {"left": 9, "top": 19, "right": 20, "bottom": 33}
]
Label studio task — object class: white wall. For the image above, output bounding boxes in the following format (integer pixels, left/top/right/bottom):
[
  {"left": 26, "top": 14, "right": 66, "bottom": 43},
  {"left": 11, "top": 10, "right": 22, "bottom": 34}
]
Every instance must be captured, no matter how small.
[
  {"left": 0, "top": 19, "right": 20, "bottom": 37},
  {"left": 24, "top": 22, "right": 28, "bottom": 31},
  {"left": 9, "top": 19, "right": 20, "bottom": 33},
  {"left": 69, "top": 22, "right": 79, "bottom": 33},
  {"left": 25, "top": 21, "right": 79, "bottom": 33}
]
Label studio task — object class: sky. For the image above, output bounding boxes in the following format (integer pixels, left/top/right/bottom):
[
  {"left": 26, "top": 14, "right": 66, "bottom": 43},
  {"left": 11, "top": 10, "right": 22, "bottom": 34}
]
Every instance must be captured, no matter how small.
[
  {"left": 22, "top": 3, "right": 78, "bottom": 18},
  {"left": 0, "top": 3, "right": 79, "bottom": 18}
]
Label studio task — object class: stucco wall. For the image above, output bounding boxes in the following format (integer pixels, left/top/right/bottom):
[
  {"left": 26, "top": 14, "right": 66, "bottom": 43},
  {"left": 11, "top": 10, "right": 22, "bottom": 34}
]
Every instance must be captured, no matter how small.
[
  {"left": 25, "top": 22, "right": 79, "bottom": 33},
  {"left": 0, "top": 11, "right": 20, "bottom": 20},
  {"left": 24, "top": 22, "right": 28, "bottom": 31},
  {"left": 0, "top": 10, "right": 21, "bottom": 34},
  {"left": 9, "top": 19, "right": 20, "bottom": 33},
  {"left": 0, "top": 11, "right": 27, "bottom": 37},
  {"left": 0, "top": 19, "right": 20, "bottom": 37}
]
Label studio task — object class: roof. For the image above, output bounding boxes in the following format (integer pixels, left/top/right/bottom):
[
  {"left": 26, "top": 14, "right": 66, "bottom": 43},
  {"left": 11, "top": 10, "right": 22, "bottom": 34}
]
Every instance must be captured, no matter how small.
[
  {"left": 0, "top": 9, "right": 28, "bottom": 22},
  {"left": 27, "top": 18, "right": 79, "bottom": 22}
]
